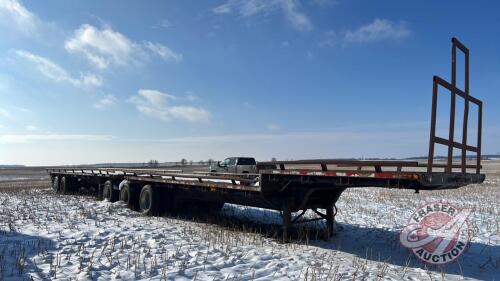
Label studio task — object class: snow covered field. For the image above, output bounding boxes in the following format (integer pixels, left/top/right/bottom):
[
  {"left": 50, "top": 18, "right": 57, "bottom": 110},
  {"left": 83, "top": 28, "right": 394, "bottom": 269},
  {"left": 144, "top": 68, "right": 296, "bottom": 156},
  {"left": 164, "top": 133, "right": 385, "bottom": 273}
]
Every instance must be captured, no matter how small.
[{"left": 0, "top": 166, "right": 498, "bottom": 280}]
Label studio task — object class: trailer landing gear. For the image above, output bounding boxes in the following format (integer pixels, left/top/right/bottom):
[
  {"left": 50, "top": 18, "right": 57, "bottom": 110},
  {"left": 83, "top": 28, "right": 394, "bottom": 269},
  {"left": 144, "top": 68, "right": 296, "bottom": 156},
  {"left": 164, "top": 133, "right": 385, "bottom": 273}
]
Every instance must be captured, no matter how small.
[
  {"left": 282, "top": 199, "right": 292, "bottom": 242},
  {"left": 281, "top": 203, "right": 338, "bottom": 242}
]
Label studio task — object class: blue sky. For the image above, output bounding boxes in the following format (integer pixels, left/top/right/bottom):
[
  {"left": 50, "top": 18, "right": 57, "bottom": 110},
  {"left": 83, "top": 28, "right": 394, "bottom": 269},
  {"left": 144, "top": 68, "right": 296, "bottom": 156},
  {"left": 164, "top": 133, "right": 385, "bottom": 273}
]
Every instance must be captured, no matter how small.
[{"left": 0, "top": 0, "right": 499, "bottom": 165}]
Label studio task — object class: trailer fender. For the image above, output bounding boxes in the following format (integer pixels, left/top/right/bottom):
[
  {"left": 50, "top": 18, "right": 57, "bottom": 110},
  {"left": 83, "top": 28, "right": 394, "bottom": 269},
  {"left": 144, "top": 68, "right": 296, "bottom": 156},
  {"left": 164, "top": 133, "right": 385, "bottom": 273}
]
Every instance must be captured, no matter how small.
[{"left": 119, "top": 180, "right": 129, "bottom": 191}]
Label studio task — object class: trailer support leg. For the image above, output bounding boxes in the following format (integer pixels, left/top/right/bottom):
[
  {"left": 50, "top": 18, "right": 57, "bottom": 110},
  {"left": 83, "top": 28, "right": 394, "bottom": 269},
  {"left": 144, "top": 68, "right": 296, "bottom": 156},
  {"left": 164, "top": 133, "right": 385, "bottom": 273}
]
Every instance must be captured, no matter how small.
[
  {"left": 282, "top": 199, "right": 292, "bottom": 242},
  {"left": 326, "top": 205, "right": 336, "bottom": 239}
]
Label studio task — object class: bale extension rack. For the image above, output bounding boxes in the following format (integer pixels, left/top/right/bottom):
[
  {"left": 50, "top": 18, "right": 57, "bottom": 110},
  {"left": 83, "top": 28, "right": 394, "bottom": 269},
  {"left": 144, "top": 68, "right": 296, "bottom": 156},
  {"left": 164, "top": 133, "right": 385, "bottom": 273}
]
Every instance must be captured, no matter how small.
[{"left": 48, "top": 38, "right": 485, "bottom": 240}]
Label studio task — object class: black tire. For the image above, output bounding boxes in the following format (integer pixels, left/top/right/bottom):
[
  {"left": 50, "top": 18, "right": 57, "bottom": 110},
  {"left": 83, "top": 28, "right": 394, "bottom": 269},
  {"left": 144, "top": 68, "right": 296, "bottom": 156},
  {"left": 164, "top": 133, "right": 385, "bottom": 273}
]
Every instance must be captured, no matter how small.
[
  {"left": 60, "top": 176, "right": 73, "bottom": 194},
  {"left": 97, "top": 184, "right": 104, "bottom": 200},
  {"left": 103, "top": 181, "right": 118, "bottom": 202},
  {"left": 139, "top": 185, "right": 159, "bottom": 215},
  {"left": 52, "top": 176, "right": 60, "bottom": 193},
  {"left": 120, "top": 182, "right": 139, "bottom": 210}
]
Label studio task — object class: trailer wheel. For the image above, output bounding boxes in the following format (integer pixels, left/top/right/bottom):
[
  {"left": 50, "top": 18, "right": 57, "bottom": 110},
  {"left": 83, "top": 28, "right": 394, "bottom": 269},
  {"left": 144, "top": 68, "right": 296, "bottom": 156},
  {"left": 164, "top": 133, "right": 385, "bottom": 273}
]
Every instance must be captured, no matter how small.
[
  {"left": 103, "top": 181, "right": 118, "bottom": 202},
  {"left": 60, "top": 176, "right": 69, "bottom": 194},
  {"left": 120, "top": 182, "right": 139, "bottom": 210},
  {"left": 139, "top": 185, "right": 159, "bottom": 215},
  {"left": 60, "top": 176, "right": 77, "bottom": 194},
  {"left": 52, "top": 176, "right": 60, "bottom": 193}
]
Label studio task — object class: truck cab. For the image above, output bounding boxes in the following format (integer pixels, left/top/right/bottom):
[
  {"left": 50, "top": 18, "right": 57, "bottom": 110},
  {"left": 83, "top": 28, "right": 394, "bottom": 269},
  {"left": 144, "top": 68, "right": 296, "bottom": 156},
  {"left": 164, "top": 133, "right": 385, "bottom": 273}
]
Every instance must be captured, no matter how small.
[{"left": 210, "top": 157, "right": 257, "bottom": 174}]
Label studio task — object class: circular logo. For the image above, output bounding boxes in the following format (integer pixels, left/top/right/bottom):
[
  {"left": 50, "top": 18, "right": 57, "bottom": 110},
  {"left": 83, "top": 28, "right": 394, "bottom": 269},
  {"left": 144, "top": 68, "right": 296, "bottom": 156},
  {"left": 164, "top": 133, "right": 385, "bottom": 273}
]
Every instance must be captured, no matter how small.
[{"left": 399, "top": 202, "right": 472, "bottom": 265}]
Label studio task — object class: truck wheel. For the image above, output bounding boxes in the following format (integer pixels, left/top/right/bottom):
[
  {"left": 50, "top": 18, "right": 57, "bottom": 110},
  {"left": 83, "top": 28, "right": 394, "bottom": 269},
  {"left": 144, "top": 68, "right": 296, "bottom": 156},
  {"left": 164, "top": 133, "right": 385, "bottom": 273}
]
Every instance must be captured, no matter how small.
[
  {"left": 52, "top": 176, "right": 60, "bottom": 193},
  {"left": 60, "top": 176, "right": 69, "bottom": 194},
  {"left": 103, "top": 181, "right": 118, "bottom": 202},
  {"left": 120, "top": 182, "right": 139, "bottom": 210},
  {"left": 139, "top": 185, "right": 159, "bottom": 215}
]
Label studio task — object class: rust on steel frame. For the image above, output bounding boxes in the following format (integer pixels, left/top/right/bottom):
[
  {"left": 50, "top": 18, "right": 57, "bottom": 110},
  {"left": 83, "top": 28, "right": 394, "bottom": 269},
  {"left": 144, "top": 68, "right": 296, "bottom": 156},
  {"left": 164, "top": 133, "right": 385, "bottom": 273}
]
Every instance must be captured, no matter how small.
[{"left": 428, "top": 37, "right": 482, "bottom": 175}]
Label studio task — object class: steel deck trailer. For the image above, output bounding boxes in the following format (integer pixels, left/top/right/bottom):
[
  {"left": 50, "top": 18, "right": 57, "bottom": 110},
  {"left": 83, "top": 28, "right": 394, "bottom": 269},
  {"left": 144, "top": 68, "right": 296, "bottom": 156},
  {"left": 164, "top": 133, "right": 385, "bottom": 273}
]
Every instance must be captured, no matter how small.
[{"left": 47, "top": 38, "right": 485, "bottom": 240}]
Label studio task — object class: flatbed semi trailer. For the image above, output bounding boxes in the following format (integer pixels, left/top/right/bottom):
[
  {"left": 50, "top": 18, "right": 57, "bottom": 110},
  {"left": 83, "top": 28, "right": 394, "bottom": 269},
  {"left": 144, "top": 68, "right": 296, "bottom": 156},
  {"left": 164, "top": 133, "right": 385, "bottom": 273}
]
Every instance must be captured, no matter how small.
[{"left": 47, "top": 38, "right": 485, "bottom": 240}]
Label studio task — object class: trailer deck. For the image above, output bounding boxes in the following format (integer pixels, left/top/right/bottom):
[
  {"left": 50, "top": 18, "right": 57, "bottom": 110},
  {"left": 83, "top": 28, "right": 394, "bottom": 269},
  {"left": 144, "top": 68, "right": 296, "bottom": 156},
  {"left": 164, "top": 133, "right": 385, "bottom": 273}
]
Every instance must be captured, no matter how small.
[{"left": 47, "top": 38, "right": 486, "bottom": 240}]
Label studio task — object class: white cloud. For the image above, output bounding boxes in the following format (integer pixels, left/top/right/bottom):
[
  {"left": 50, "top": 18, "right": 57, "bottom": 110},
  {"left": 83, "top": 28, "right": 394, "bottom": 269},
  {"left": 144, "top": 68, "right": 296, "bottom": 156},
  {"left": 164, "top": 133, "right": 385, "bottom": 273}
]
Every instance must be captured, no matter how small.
[
  {"left": 128, "top": 89, "right": 210, "bottom": 122},
  {"left": 65, "top": 24, "right": 133, "bottom": 69},
  {"left": 14, "top": 50, "right": 103, "bottom": 88},
  {"left": 213, "top": 0, "right": 313, "bottom": 31},
  {"left": 0, "top": 0, "right": 36, "bottom": 34},
  {"left": 167, "top": 106, "right": 211, "bottom": 122},
  {"left": 344, "top": 18, "right": 410, "bottom": 43},
  {"left": 80, "top": 73, "right": 103, "bottom": 88},
  {"left": 0, "top": 134, "right": 112, "bottom": 144},
  {"left": 144, "top": 41, "right": 183, "bottom": 62},
  {"left": 94, "top": 95, "right": 117, "bottom": 109},
  {"left": 134, "top": 89, "right": 176, "bottom": 106},
  {"left": 213, "top": 2, "right": 233, "bottom": 14},
  {"left": 65, "top": 24, "right": 182, "bottom": 69},
  {"left": 25, "top": 125, "right": 37, "bottom": 131},
  {"left": 280, "top": 0, "right": 313, "bottom": 31}
]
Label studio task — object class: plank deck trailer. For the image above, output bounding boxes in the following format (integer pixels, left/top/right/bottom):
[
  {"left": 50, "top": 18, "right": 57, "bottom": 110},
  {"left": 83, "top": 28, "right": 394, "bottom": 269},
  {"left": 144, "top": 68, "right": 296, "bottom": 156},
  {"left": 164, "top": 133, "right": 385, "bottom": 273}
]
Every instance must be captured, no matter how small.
[{"left": 47, "top": 38, "right": 485, "bottom": 240}]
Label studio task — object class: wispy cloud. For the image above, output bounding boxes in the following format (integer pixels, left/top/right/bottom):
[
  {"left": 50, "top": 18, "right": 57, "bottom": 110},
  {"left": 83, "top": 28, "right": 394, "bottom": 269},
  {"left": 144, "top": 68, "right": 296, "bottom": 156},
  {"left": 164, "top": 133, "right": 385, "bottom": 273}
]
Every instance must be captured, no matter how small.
[
  {"left": 213, "top": 0, "right": 313, "bottom": 31},
  {"left": 0, "top": 134, "right": 113, "bottom": 144},
  {"left": 0, "top": 0, "right": 36, "bottom": 34},
  {"left": 65, "top": 24, "right": 133, "bottom": 69},
  {"left": 94, "top": 95, "right": 117, "bottom": 109},
  {"left": 14, "top": 50, "right": 103, "bottom": 88},
  {"left": 344, "top": 18, "right": 410, "bottom": 44},
  {"left": 65, "top": 24, "right": 182, "bottom": 69},
  {"left": 143, "top": 41, "right": 183, "bottom": 63},
  {"left": 280, "top": 0, "right": 313, "bottom": 31},
  {"left": 128, "top": 89, "right": 211, "bottom": 122}
]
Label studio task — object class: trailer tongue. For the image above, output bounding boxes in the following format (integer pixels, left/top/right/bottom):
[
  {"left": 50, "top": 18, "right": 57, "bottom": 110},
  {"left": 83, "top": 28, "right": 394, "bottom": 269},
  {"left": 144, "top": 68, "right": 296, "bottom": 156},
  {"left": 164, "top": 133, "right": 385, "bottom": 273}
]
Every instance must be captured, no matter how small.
[{"left": 47, "top": 38, "right": 485, "bottom": 241}]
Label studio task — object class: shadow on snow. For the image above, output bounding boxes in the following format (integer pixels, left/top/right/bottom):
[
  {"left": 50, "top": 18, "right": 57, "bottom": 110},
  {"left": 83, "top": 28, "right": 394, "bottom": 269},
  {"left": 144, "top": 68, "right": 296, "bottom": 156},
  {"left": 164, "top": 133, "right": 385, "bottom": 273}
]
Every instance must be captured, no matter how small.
[{"left": 0, "top": 231, "right": 55, "bottom": 280}]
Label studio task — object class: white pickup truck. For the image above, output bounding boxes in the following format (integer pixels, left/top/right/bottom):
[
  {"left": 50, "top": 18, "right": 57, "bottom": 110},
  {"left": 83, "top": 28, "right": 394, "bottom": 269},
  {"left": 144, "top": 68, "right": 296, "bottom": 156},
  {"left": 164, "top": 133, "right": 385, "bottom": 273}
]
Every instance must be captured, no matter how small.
[{"left": 209, "top": 157, "right": 257, "bottom": 174}]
